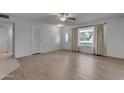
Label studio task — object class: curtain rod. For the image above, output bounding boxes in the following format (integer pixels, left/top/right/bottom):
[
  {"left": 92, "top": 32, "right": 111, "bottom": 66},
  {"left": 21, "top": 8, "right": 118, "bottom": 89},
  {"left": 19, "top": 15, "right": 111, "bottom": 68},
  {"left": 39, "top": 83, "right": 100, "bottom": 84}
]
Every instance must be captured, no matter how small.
[{"left": 74, "top": 23, "right": 107, "bottom": 29}]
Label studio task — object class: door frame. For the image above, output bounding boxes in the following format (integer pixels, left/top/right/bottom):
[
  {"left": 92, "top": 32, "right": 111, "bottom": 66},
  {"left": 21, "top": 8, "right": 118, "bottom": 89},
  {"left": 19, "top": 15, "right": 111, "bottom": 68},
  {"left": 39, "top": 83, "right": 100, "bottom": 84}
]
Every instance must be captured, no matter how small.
[{"left": 0, "top": 19, "right": 15, "bottom": 57}]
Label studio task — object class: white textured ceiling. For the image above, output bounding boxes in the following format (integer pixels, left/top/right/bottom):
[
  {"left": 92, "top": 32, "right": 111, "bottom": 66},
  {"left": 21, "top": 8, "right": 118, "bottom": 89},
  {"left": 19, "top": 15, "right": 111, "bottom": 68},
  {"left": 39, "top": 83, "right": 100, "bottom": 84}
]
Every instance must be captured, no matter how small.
[{"left": 8, "top": 13, "right": 124, "bottom": 26}]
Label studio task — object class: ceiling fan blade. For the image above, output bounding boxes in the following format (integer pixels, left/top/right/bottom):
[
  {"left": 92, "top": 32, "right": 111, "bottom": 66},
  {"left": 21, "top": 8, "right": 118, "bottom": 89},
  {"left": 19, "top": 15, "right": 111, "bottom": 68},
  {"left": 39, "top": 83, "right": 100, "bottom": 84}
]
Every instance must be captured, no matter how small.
[
  {"left": 67, "top": 17, "right": 76, "bottom": 20},
  {"left": 59, "top": 13, "right": 69, "bottom": 16}
]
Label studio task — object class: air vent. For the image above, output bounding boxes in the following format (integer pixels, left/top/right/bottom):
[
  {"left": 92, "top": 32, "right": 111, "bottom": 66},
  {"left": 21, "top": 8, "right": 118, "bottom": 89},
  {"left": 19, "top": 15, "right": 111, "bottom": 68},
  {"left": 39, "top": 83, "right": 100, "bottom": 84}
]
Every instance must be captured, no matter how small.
[{"left": 0, "top": 14, "right": 9, "bottom": 19}]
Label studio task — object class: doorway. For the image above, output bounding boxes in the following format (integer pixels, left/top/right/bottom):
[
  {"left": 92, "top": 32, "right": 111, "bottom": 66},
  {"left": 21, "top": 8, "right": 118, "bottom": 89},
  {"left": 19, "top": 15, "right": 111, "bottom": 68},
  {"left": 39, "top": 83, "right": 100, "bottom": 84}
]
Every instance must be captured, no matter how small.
[
  {"left": 0, "top": 22, "right": 14, "bottom": 59},
  {"left": 32, "top": 26, "right": 41, "bottom": 54}
]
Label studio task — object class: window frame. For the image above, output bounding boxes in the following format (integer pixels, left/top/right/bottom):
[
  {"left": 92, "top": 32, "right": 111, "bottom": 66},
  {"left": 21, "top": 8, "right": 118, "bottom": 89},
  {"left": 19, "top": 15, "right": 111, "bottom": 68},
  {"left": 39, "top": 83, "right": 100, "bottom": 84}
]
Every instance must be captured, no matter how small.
[
  {"left": 78, "top": 26, "right": 94, "bottom": 47},
  {"left": 65, "top": 32, "right": 69, "bottom": 43}
]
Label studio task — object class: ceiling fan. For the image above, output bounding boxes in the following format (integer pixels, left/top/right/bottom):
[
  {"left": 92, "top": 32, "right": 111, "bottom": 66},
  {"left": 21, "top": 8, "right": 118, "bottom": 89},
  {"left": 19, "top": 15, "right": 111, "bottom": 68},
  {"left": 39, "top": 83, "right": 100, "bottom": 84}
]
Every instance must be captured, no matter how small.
[{"left": 57, "top": 13, "right": 76, "bottom": 22}]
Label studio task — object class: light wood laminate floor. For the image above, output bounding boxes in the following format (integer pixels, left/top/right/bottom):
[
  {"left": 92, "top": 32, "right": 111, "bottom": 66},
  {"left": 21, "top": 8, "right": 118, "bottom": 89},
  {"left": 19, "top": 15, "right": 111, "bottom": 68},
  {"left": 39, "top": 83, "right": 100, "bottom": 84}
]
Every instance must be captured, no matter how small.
[{"left": 3, "top": 50, "right": 124, "bottom": 80}]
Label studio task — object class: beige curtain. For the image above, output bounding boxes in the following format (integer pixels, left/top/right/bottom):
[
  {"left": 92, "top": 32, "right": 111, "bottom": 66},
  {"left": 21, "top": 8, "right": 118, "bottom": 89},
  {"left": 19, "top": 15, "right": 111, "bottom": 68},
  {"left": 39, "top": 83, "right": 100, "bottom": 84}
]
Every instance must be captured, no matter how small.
[
  {"left": 71, "top": 28, "right": 79, "bottom": 52},
  {"left": 94, "top": 24, "right": 105, "bottom": 56}
]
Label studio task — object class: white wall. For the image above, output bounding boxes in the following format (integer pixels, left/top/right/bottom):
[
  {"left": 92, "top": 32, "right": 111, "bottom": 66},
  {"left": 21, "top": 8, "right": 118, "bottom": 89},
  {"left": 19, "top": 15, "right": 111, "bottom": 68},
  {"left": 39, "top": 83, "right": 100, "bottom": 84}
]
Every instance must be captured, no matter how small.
[
  {"left": 10, "top": 17, "right": 32, "bottom": 58},
  {"left": 104, "top": 17, "right": 124, "bottom": 59},
  {"left": 40, "top": 24, "right": 61, "bottom": 53},
  {"left": 61, "top": 15, "right": 124, "bottom": 59},
  {"left": 9, "top": 16, "right": 61, "bottom": 58}
]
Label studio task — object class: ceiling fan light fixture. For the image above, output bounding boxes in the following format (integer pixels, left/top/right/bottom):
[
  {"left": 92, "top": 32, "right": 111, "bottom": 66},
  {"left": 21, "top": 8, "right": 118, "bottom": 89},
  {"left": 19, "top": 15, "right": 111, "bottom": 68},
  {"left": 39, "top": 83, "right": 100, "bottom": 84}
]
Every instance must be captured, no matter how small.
[{"left": 60, "top": 17, "right": 67, "bottom": 21}]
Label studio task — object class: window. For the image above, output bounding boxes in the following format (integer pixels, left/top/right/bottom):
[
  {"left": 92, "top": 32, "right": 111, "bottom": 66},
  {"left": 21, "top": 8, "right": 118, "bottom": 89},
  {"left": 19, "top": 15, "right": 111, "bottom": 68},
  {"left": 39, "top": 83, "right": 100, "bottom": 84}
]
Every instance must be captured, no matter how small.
[
  {"left": 65, "top": 33, "right": 69, "bottom": 42},
  {"left": 78, "top": 27, "right": 94, "bottom": 46}
]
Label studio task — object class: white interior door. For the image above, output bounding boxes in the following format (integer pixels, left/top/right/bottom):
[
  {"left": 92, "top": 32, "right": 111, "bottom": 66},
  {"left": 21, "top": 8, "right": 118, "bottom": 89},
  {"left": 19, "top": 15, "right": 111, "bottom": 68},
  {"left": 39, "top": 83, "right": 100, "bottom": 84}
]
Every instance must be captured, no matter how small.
[{"left": 32, "top": 26, "right": 41, "bottom": 54}]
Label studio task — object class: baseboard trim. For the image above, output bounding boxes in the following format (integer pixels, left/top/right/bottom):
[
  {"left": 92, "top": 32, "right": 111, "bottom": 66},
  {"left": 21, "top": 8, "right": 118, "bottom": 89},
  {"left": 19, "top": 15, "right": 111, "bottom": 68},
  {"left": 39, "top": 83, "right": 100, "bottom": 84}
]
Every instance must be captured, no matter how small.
[
  {"left": 16, "top": 49, "right": 124, "bottom": 60},
  {"left": 61, "top": 49, "right": 124, "bottom": 60}
]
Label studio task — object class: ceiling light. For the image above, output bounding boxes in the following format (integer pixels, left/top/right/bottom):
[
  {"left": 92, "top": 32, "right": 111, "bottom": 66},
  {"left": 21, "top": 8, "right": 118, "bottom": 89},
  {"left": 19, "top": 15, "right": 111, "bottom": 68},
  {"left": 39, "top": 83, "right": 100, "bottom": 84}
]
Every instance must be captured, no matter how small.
[
  {"left": 60, "top": 17, "right": 67, "bottom": 21},
  {"left": 57, "top": 13, "right": 68, "bottom": 21}
]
